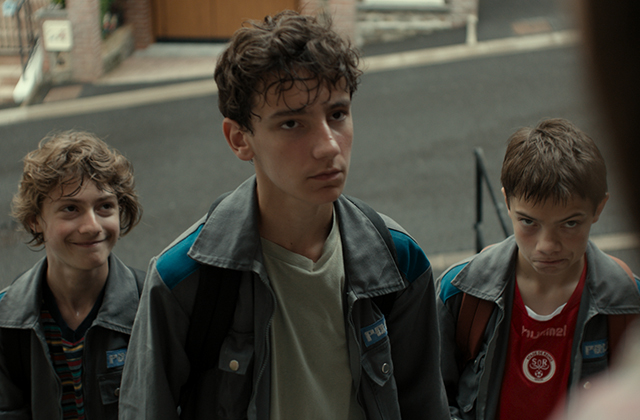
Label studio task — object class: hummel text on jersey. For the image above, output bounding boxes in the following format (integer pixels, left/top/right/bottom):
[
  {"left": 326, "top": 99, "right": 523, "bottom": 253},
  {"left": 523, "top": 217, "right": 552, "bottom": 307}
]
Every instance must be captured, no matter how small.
[{"left": 522, "top": 325, "right": 567, "bottom": 339}]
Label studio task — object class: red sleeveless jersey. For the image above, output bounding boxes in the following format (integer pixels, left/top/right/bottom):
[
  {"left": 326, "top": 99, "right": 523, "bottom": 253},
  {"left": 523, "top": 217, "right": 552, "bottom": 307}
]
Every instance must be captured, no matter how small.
[{"left": 497, "top": 260, "right": 587, "bottom": 420}]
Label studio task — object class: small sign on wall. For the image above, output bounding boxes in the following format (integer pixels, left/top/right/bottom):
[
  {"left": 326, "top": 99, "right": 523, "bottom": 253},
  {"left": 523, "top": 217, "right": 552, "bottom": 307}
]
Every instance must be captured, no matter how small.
[{"left": 42, "top": 20, "right": 73, "bottom": 52}]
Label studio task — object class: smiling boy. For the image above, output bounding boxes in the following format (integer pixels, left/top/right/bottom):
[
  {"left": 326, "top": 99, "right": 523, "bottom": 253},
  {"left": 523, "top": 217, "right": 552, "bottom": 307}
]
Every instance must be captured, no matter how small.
[
  {"left": 0, "top": 131, "right": 144, "bottom": 420},
  {"left": 437, "top": 118, "right": 640, "bottom": 420},
  {"left": 119, "top": 10, "right": 448, "bottom": 420}
]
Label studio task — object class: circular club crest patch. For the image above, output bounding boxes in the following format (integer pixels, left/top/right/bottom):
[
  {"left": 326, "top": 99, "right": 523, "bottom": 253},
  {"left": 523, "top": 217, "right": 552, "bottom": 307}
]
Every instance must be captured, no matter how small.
[{"left": 523, "top": 350, "right": 556, "bottom": 383}]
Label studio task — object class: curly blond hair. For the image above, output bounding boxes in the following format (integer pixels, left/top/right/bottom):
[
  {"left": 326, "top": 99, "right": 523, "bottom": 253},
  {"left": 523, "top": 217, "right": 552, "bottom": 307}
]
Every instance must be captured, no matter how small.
[{"left": 11, "top": 131, "right": 142, "bottom": 246}]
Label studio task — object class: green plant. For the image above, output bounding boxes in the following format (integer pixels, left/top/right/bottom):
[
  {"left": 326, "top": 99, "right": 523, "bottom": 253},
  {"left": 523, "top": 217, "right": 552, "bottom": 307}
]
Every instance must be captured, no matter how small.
[{"left": 51, "top": 0, "right": 65, "bottom": 7}]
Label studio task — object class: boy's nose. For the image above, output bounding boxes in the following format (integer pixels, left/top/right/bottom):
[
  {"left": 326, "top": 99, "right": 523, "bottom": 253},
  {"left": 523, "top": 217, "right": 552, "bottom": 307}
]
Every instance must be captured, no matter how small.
[
  {"left": 537, "top": 229, "right": 561, "bottom": 254},
  {"left": 312, "top": 121, "right": 340, "bottom": 159},
  {"left": 78, "top": 211, "right": 103, "bottom": 235}
]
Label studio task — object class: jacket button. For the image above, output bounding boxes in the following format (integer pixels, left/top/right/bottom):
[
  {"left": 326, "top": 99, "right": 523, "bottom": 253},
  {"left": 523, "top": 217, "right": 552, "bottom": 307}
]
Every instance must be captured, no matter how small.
[
  {"left": 229, "top": 360, "right": 240, "bottom": 371},
  {"left": 381, "top": 363, "right": 390, "bottom": 374},
  {"left": 114, "top": 388, "right": 120, "bottom": 397},
  {"left": 583, "top": 381, "right": 592, "bottom": 390}
]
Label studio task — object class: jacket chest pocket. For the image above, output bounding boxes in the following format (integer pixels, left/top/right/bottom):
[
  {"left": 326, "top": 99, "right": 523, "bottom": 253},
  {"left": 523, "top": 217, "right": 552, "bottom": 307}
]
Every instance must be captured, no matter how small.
[
  {"left": 216, "top": 330, "right": 255, "bottom": 420},
  {"left": 360, "top": 338, "right": 401, "bottom": 419},
  {"left": 98, "top": 370, "right": 123, "bottom": 405},
  {"left": 457, "top": 351, "right": 485, "bottom": 415}
]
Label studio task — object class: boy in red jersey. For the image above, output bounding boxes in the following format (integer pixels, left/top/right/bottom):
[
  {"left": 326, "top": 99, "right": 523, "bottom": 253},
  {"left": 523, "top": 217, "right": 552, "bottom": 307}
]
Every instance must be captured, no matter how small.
[{"left": 437, "top": 118, "right": 640, "bottom": 420}]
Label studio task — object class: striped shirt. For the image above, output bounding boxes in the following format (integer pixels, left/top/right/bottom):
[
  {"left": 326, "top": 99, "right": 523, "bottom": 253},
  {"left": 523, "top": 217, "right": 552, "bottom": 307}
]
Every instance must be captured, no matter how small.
[{"left": 41, "top": 281, "right": 104, "bottom": 420}]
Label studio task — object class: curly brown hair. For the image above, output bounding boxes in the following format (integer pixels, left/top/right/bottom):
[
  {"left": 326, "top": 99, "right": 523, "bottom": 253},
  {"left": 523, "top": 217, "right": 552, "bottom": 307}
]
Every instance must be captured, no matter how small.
[
  {"left": 501, "top": 118, "right": 608, "bottom": 212},
  {"left": 213, "top": 10, "right": 362, "bottom": 133},
  {"left": 11, "top": 131, "right": 142, "bottom": 246}
]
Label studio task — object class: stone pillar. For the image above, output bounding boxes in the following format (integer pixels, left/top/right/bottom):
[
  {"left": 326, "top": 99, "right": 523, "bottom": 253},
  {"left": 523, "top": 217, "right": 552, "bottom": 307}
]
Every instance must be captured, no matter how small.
[
  {"left": 122, "top": 0, "right": 154, "bottom": 49},
  {"left": 450, "top": 0, "right": 478, "bottom": 28},
  {"left": 302, "top": 0, "right": 357, "bottom": 43},
  {"left": 66, "top": 0, "right": 102, "bottom": 81}
]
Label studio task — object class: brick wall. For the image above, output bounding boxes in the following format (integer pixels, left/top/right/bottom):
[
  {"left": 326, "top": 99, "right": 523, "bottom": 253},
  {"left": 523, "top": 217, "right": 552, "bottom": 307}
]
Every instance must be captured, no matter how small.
[
  {"left": 66, "top": 0, "right": 102, "bottom": 81},
  {"left": 122, "top": 0, "right": 153, "bottom": 49}
]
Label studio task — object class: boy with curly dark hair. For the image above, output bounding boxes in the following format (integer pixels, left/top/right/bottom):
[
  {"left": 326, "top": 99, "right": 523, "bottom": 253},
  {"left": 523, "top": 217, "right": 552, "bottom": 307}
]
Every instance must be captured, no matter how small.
[{"left": 120, "top": 10, "right": 448, "bottom": 420}]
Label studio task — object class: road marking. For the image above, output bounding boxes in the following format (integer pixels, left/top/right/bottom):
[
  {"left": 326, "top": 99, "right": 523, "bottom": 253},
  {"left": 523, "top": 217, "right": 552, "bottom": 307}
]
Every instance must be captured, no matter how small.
[
  {"left": 0, "top": 30, "right": 579, "bottom": 126},
  {"left": 429, "top": 232, "right": 640, "bottom": 272}
]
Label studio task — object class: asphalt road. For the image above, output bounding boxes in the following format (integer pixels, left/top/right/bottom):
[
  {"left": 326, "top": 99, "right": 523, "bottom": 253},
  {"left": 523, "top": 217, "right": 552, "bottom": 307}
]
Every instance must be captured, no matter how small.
[{"left": 1, "top": 37, "right": 638, "bottom": 289}]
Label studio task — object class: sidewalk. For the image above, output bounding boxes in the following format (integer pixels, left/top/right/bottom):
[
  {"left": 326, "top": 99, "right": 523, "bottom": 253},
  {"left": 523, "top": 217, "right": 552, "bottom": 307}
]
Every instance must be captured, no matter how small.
[
  {"left": 0, "top": 2, "right": 573, "bottom": 109},
  {"left": 0, "top": 55, "right": 22, "bottom": 107},
  {"left": 0, "top": 29, "right": 579, "bottom": 127}
]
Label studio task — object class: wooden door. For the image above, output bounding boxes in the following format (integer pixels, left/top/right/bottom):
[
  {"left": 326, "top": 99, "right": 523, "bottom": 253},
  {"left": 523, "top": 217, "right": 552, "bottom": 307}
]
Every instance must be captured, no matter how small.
[{"left": 152, "top": 0, "right": 299, "bottom": 40}]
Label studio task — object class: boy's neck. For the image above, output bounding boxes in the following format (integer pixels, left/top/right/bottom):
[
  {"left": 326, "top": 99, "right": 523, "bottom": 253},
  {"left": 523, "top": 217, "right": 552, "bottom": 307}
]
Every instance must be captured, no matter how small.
[
  {"left": 258, "top": 199, "right": 334, "bottom": 263},
  {"left": 515, "top": 253, "right": 585, "bottom": 316},
  {"left": 46, "top": 264, "right": 108, "bottom": 330}
]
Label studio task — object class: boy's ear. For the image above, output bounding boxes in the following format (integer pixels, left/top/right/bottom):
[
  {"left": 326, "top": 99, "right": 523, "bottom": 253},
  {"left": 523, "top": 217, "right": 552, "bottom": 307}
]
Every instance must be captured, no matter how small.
[
  {"left": 592, "top": 193, "right": 609, "bottom": 223},
  {"left": 223, "top": 118, "right": 254, "bottom": 162},
  {"left": 31, "top": 216, "right": 43, "bottom": 234},
  {"left": 502, "top": 187, "right": 511, "bottom": 211}
]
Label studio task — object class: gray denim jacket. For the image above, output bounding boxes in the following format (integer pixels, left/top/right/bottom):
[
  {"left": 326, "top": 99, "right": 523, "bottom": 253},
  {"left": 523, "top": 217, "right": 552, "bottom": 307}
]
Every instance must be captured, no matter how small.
[
  {"left": 436, "top": 236, "right": 640, "bottom": 420},
  {"left": 0, "top": 254, "right": 144, "bottom": 420},
  {"left": 119, "top": 176, "right": 449, "bottom": 420}
]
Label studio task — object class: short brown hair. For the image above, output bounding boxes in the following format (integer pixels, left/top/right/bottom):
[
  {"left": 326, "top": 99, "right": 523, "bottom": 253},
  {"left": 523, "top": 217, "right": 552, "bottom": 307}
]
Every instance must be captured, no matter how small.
[
  {"left": 500, "top": 118, "right": 607, "bottom": 210},
  {"left": 213, "top": 10, "right": 362, "bottom": 133},
  {"left": 11, "top": 131, "right": 142, "bottom": 246}
]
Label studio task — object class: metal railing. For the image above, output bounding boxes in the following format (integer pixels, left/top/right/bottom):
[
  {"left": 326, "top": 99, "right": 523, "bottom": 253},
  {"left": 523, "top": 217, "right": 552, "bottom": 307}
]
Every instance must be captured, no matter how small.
[
  {"left": 1, "top": 0, "right": 44, "bottom": 70},
  {"left": 474, "top": 147, "right": 511, "bottom": 253}
]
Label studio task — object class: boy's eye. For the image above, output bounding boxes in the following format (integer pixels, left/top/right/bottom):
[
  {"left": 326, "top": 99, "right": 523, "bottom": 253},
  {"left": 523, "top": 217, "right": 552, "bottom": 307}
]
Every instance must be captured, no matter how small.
[
  {"left": 520, "top": 218, "right": 534, "bottom": 226},
  {"left": 61, "top": 205, "right": 77, "bottom": 213},
  {"left": 281, "top": 120, "right": 299, "bottom": 130},
  {"left": 565, "top": 220, "right": 579, "bottom": 228},
  {"left": 331, "top": 110, "right": 347, "bottom": 121},
  {"left": 99, "top": 201, "right": 118, "bottom": 212}
]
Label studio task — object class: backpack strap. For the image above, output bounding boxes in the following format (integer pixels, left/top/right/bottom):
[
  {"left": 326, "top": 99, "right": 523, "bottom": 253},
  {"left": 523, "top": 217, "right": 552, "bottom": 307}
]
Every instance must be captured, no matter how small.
[
  {"left": 344, "top": 195, "right": 401, "bottom": 318},
  {"left": 179, "top": 192, "right": 239, "bottom": 408},
  {"left": 456, "top": 293, "right": 494, "bottom": 369},
  {"left": 605, "top": 254, "right": 639, "bottom": 359}
]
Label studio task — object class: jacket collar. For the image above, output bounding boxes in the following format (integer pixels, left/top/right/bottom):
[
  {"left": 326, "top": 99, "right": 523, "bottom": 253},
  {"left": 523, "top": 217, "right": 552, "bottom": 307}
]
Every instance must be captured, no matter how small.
[
  {"left": 0, "top": 254, "right": 140, "bottom": 333},
  {"left": 188, "top": 176, "right": 405, "bottom": 298},
  {"left": 453, "top": 236, "right": 640, "bottom": 313}
]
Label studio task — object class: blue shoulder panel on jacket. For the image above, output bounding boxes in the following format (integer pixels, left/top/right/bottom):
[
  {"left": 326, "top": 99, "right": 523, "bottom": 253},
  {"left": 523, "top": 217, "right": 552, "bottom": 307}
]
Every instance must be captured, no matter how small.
[
  {"left": 0, "top": 291, "right": 5, "bottom": 303},
  {"left": 439, "top": 262, "right": 467, "bottom": 303},
  {"left": 156, "top": 225, "right": 204, "bottom": 291},
  {"left": 636, "top": 277, "right": 640, "bottom": 294},
  {"left": 389, "top": 229, "right": 431, "bottom": 284}
]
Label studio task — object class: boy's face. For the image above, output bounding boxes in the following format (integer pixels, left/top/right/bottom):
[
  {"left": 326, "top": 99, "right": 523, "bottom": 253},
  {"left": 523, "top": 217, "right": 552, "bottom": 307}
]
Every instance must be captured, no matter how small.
[
  {"left": 226, "top": 79, "right": 353, "bottom": 209},
  {"left": 34, "top": 180, "right": 120, "bottom": 280},
  {"left": 506, "top": 192, "right": 608, "bottom": 279}
]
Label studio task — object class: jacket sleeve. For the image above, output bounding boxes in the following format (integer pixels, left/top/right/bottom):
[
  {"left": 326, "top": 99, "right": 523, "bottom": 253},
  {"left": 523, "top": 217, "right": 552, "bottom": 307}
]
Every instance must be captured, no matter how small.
[
  {"left": 118, "top": 257, "right": 193, "bottom": 420},
  {"left": 387, "top": 232, "right": 449, "bottom": 420},
  {"left": 436, "top": 268, "right": 466, "bottom": 420},
  {"left": 0, "top": 329, "right": 30, "bottom": 420}
]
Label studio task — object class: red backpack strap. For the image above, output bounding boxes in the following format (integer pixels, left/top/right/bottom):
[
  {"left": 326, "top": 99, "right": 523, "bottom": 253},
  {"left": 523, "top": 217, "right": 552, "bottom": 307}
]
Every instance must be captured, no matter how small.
[
  {"left": 456, "top": 293, "right": 494, "bottom": 368},
  {"left": 606, "top": 254, "right": 638, "bottom": 360},
  {"left": 607, "top": 254, "right": 634, "bottom": 280}
]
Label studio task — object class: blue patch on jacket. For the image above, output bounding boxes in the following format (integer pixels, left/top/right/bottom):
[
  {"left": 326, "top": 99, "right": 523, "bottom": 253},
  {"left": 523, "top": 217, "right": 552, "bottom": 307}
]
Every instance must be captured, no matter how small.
[
  {"left": 583, "top": 339, "right": 608, "bottom": 359},
  {"left": 156, "top": 225, "right": 203, "bottom": 290},
  {"left": 439, "top": 262, "right": 468, "bottom": 303},
  {"left": 0, "top": 291, "right": 5, "bottom": 303},
  {"left": 361, "top": 317, "right": 388, "bottom": 347},
  {"left": 389, "top": 229, "right": 431, "bottom": 283},
  {"left": 106, "top": 348, "right": 127, "bottom": 368}
]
